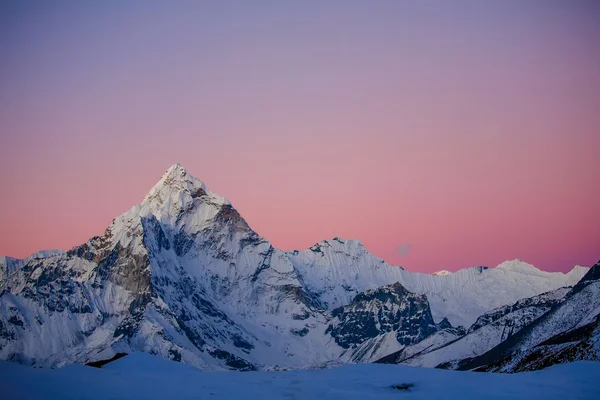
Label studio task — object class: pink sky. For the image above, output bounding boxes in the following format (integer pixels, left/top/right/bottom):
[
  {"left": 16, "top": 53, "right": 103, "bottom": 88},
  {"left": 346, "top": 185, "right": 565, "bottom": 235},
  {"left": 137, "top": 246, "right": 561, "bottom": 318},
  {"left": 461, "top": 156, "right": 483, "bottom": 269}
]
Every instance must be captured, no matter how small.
[{"left": 0, "top": 2, "right": 599, "bottom": 273}]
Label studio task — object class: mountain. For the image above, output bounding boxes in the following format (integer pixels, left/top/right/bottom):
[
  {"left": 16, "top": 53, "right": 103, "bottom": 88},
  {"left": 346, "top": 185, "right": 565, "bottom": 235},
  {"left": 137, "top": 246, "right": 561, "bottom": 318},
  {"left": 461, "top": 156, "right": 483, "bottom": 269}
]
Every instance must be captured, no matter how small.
[
  {"left": 376, "top": 263, "right": 600, "bottom": 371},
  {"left": 0, "top": 164, "right": 317, "bottom": 370},
  {"left": 0, "top": 250, "right": 64, "bottom": 282},
  {"left": 288, "top": 244, "right": 585, "bottom": 328},
  {"left": 375, "top": 286, "right": 571, "bottom": 368},
  {"left": 0, "top": 164, "right": 590, "bottom": 370},
  {"left": 455, "top": 260, "right": 600, "bottom": 372},
  {"left": 325, "top": 282, "right": 438, "bottom": 363}
]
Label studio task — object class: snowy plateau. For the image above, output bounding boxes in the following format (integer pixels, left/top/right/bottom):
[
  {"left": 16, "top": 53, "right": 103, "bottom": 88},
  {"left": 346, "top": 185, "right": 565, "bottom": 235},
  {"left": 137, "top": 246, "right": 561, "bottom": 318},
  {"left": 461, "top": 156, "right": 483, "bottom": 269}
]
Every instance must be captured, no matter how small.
[
  {"left": 0, "top": 164, "right": 599, "bottom": 398},
  {"left": 1, "top": 352, "right": 599, "bottom": 400}
]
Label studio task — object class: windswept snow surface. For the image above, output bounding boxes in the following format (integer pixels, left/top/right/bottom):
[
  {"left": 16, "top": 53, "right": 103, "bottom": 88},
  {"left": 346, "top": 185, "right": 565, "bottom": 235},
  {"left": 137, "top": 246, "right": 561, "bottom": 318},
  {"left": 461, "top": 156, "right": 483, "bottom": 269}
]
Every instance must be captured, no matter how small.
[{"left": 0, "top": 353, "right": 598, "bottom": 400}]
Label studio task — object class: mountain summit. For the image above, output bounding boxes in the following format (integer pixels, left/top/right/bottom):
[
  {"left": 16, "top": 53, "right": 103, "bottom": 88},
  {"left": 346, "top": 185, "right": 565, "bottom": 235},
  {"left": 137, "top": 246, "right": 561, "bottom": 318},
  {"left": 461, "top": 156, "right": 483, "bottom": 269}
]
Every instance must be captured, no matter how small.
[
  {"left": 143, "top": 163, "right": 230, "bottom": 208},
  {"left": 0, "top": 165, "right": 590, "bottom": 370}
]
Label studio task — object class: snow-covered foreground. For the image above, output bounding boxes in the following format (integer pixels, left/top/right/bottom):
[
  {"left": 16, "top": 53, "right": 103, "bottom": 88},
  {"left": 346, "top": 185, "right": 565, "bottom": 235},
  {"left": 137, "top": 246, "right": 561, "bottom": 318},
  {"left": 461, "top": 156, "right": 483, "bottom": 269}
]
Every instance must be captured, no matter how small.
[{"left": 1, "top": 353, "right": 598, "bottom": 400}]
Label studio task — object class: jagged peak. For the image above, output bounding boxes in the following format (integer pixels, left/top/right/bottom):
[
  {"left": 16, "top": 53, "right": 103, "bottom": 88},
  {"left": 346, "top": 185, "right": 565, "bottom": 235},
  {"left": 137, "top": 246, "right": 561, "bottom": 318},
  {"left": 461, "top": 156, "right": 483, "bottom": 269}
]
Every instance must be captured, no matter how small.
[
  {"left": 313, "top": 237, "right": 365, "bottom": 249},
  {"left": 104, "top": 164, "right": 236, "bottom": 243},
  {"left": 142, "top": 164, "right": 230, "bottom": 208},
  {"left": 432, "top": 270, "right": 452, "bottom": 276},
  {"left": 167, "top": 162, "right": 186, "bottom": 174}
]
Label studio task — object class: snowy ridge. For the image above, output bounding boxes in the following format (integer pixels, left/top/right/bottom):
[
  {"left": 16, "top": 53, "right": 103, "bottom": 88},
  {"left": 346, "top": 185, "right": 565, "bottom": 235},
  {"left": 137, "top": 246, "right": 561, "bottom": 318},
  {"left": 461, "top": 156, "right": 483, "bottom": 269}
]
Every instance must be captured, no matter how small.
[
  {"left": 383, "top": 287, "right": 572, "bottom": 368},
  {"left": 378, "top": 262, "right": 600, "bottom": 372},
  {"left": 289, "top": 240, "right": 586, "bottom": 327},
  {"left": 456, "top": 261, "right": 600, "bottom": 372},
  {"left": 0, "top": 249, "right": 64, "bottom": 283}
]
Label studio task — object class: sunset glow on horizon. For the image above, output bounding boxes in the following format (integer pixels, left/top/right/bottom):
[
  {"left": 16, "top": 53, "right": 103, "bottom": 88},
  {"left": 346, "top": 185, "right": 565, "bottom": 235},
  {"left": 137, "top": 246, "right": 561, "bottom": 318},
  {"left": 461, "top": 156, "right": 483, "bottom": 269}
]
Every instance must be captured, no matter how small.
[{"left": 1, "top": 1, "right": 598, "bottom": 273}]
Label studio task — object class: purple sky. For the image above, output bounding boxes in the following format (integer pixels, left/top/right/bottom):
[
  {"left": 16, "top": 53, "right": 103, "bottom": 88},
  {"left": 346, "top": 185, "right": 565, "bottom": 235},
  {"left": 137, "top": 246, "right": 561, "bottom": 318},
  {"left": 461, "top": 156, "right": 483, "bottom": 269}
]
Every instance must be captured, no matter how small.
[{"left": 1, "top": 1, "right": 599, "bottom": 273}]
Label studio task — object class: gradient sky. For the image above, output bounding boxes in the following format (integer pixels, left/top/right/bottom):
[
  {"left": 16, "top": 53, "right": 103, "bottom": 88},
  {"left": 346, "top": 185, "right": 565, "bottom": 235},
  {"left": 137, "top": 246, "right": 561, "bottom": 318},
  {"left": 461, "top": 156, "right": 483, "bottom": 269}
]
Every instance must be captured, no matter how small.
[{"left": 1, "top": 1, "right": 599, "bottom": 273}]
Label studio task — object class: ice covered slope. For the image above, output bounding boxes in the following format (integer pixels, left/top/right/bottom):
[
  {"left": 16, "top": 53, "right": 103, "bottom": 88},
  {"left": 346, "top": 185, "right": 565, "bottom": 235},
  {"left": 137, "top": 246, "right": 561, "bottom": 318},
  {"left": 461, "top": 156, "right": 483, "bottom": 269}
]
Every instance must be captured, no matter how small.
[
  {"left": 378, "top": 287, "right": 571, "bottom": 368},
  {"left": 289, "top": 241, "right": 587, "bottom": 327},
  {"left": 375, "top": 326, "right": 467, "bottom": 366},
  {"left": 457, "top": 260, "right": 600, "bottom": 372},
  {"left": 1, "top": 352, "right": 599, "bottom": 400}
]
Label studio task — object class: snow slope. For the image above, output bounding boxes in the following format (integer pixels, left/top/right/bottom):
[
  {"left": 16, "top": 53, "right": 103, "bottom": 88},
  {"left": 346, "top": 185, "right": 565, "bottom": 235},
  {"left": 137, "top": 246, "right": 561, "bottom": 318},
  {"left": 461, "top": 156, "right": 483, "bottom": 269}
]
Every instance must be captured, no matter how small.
[
  {"left": 457, "top": 261, "right": 600, "bottom": 372},
  {"left": 1, "top": 353, "right": 598, "bottom": 400},
  {"left": 290, "top": 244, "right": 586, "bottom": 327},
  {"left": 381, "top": 287, "right": 571, "bottom": 368}
]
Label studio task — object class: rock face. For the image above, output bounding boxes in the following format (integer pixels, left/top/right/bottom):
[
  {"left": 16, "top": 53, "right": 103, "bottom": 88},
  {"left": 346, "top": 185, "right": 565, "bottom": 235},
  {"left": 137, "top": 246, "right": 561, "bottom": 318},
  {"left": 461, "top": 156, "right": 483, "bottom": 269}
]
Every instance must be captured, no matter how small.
[
  {"left": 328, "top": 282, "right": 437, "bottom": 349},
  {"left": 325, "top": 282, "right": 438, "bottom": 362},
  {"left": 0, "top": 164, "right": 592, "bottom": 371}
]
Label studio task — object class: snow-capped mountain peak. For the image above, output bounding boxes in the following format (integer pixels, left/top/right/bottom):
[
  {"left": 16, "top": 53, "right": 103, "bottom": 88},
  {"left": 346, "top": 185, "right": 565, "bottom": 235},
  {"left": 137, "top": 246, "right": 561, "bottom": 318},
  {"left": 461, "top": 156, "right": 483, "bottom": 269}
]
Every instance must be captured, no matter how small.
[
  {"left": 143, "top": 164, "right": 230, "bottom": 208},
  {"left": 433, "top": 270, "right": 452, "bottom": 276},
  {"left": 134, "top": 164, "right": 233, "bottom": 232}
]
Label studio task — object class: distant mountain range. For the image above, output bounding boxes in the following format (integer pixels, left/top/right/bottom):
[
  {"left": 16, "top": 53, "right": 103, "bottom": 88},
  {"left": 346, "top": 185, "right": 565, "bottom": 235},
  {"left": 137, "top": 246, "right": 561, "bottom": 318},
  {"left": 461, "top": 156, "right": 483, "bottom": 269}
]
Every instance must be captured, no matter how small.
[{"left": 0, "top": 164, "right": 595, "bottom": 372}]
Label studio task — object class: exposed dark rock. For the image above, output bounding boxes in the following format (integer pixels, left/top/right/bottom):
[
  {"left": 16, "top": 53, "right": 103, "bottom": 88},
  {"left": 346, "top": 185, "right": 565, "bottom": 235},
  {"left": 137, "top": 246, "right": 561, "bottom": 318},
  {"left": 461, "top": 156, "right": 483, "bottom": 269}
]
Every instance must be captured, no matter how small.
[
  {"left": 144, "top": 217, "right": 171, "bottom": 251},
  {"left": 251, "top": 246, "right": 274, "bottom": 282},
  {"left": 85, "top": 352, "right": 128, "bottom": 368},
  {"left": 327, "top": 282, "right": 437, "bottom": 349},
  {"left": 66, "top": 243, "right": 96, "bottom": 262},
  {"left": 233, "top": 335, "right": 255, "bottom": 351},
  {"left": 391, "top": 383, "right": 414, "bottom": 391},
  {"left": 214, "top": 204, "right": 254, "bottom": 237},
  {"left": 571, "top": 260, "right": 600, "bottom": 294},
  {"left": 7, "top": 316, "right": 23, "bottom": 327},
  {"left": 208, "top": 349, "right": 257, "bottom": 371},
  {"left": 168, "top": 349, "right": 182, "bottom": 362},
  {"left": 113, "top": 315, "right": 143, "bottom": 339},
  {"left": 292, "top": 310, "right": 310, "bottom": 320},
  {"left": 436, "top": 317, "right": 453, "bottom": 331},
  {"left": 173, "top": 231, "right": 196, "bottom": 257},
  {"left": 290, "top": 327, "right": 310, "bottom": 337}
]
